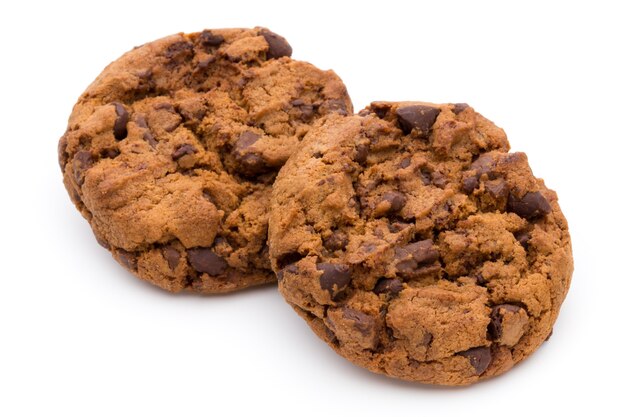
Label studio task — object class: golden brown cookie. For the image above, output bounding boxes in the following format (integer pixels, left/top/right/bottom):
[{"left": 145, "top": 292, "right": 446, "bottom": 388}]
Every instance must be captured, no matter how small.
[
  {"left": 58, "top": 28, "right": 352, "bottom": 293},
  {"left": 268, "top": 102, "right": 572, "bottom": 385}
]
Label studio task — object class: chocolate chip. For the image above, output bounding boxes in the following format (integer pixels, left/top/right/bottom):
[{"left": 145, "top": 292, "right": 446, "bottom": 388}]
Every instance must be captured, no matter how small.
[
  {"left": 488, "top": 304, "right": 521, "bottom": 340},
  {"left": 395, "top": 240, "right": 439, "bottom": 277},
  {"left": 545, "top": 329, "right": 554, "bottom": 342},
  {"left": 72, "top": 150, "right": 93, "bottom": 185},
  {"left": 234, "top": 131, "right": 269, "bottom": 176},
  {"left": 100, "top": 148, "right": 120, "bottom": 159},
  {"left": 317, "top": 263, "right": 351, "bottom": 300},
  {"left": 388, "top": 222, "right": 411, "bottom": 233},
  {"left": 405, "top": 239, "right": 439, "bottom": 264},
  {"left": 237, "top": 131, "right": 261, "bottom": 149},
  {"left": 514, "top": 231, "right": 530, "bottom": 249},
  {"left": 172, "top": 144, "right": 197, "bottom": 160},
  {"left": 354, "top": 144, "right": 369, "bottom": 164},
  {"left": 165, "top": 41, "right": 194, "bottom": 63},
  {"left": 143, "top": 132, "right": 157, "bottom": 148},
  {"left": 507, "top": 191, "right": 551, "bottom": 219},
  {"left": 342, "top": 308, "right": 375, "bottom": 335},
  {"left": 94, "top": 234, "right": 110, "bottom": 249},
  {"left": 470, "top": 154, "right": 496, "bottom": 177},
  {"left": 461, "top": 176, "right": 479, "bottom": 194},
  {"left": 381, "top": 191, "right": 406, "bottom": 213},
  {"left": 485, "top": 179, "right": 509, "bottom": 200},
  {"left": 418, "top": 167, "right": 432, "bottom": 185},
  {"left": 373, "top": 278, "right": 403, "bottom": 295},
  {"left": 260, "top": 30, "right": 292, "bottom": 59},
  {"left": 187, "top": 248, "right": 228, "bottom": 275},
  {"left": 398, "top": 157, "right": 411, "bottom": 169},
  {"left": 113, "top": 102, "right": 129, "bottom": 140},
  {"left": 276, "top": 263, "right": 298, "bottom": 282},
  {"left": 475, "top": 273, "right": 487, "bottom": 286},
  {"left": 199, "top": 30, "right": 225, "bottom": 47},
  {"left": 452, "top": 103, "right": 469, "bottom": 115},
  {"left": 117, "top": 249, "right": 137, "bottom": 271},
  {"left": 323, "top": 230, "right": 349, "bottom": 251},
  {"left": 458, "top": 347, "right": 492, "bottom": 375},
  {"left": 158, "top": 247, "right": 178, "bottom": 270},
  {"left": 395, "top": 105, "right": 441, "bottom": 136}
]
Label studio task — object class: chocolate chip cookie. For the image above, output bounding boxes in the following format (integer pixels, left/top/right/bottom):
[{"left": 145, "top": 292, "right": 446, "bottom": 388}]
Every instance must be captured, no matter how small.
[
  {"left": 58, "top": 28, "right": 352, "bottom": 293},
  {"left": 268, "top": 102, "right": 572, "bottom": 385}
]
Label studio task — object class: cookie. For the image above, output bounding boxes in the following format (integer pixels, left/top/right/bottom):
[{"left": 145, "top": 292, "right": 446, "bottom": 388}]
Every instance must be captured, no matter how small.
[
  {"left": 58, "top": 28, "right": 352, "bottom": 293},
  {"left": 268, "top": 102, "right": 573, "bottom": 385}
]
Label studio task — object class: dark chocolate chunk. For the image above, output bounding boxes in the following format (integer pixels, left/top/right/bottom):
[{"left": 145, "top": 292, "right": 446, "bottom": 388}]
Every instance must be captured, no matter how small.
[
  {"left": 72, "top": 150, "right": 93, "bottom": 185},
  {"left": 199, "top": 30, "right": 225, "bottom": 47},
  {"left": 507, "top": 191, "right": 552, "bottom": 219},
  {"left": 354, "top": 144, "right": 369, "bottom": 164},
  {"left": 117, "top": 249, "right": 137, "bottom": 271},
  {"left": 484, "top": 179, "right": 509, "bottom": 199},
  {"left": 388, "top": 222, "right": 411, "bottom": 233},
  {"left": 373, "top": 278, "right": 403, "bottom": 295},
  {"left": 172, "top": 144, "right": 197, "bottom": 160},
  {"left": 165, "top": 41, "right": 194, "bottom": 63},
  {"left": 405, "top": 239, "right": 439, "bottom": 264},
  {"left": 234, "top": 131, "right": 269, "bottom": 176},
  {"left": 343, "top": 308, "right": 375, "bottom": 335},
  {"left": 381, "top": 191, "right": 407, "bottom": 213},
  {"left": 398, "top": 157, "right": 411, "bottom": 169},
  {"left": 113, "top": 102, "right": 129, "bottom": 140},
  {"left": 323, "top": 230, "right": 349, "bottom": 251},
  {"left": 237, "top": 153, "right": 268, "bottom": 176},
  {"left": 260, "top": 30, "right": 292, "bottom": 59},
  {"left": 395, "top": 105, "right": 441, "bottom": 136},
  {"left": 100, "top": 148, "right": 120, "bottom": 159},
  {"left": 475, "top": 273, "right": 487, "bottom": 286},
  {"left": 236, "top": 131, "right": 261, "bottom": 150},
  {"left": 143, "top": 132, "right": 158, "bottom": 148},
  {"left": 418, "top": 167, "right": 432, "bottom": 185},
  {"left": 470, "top": 153, "right": 496, "bottom": 177},
  {"left": 452, "top": 103, "right": 469, "bottom": 115},
  {"left": 461, "top": 176, "right": 479, "bottom": 194},
  {"left": 488, "top": 304, "right": 522, "bottom": 340},
  {"left": 394, "top": 240, "right": 439, "bottom": 277},
  {"left": 163, "top": 246, "right": 180, "bottom": 270},
  {"left": 317, "top": 263, "right": 351, "bottom": 300},
  {"left": 188, "top": 248, "right": 228, "bottom": 275},
  {"left": 276, "top": 263, "right": 298, "bottom": 282},
  {"left": 514, "top": 230, "right": 531, "bottom": 250},
  {"left": 458, "top": 347, "right": 492, "bottom": 375}
]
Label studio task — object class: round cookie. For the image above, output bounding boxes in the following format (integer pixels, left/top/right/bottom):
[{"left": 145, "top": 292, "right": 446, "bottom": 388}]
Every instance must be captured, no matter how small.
[
  {"left": 268, "top": 102, "right": 573, "bottom": 385},
  {"left": 58, "top": 28, "right": 352, "bottom": 293}
]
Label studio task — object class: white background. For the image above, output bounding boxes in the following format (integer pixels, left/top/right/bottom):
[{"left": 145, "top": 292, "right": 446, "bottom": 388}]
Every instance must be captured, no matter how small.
[{"left": 1, "top": 1, "right": 624, "bottom": 415}]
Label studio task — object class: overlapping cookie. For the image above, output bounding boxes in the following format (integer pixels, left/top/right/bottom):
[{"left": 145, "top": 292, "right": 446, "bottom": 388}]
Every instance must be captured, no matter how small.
[
  {"left": 268, "top": 102, "right": 572, "bottom": 385},
  {"left": 59, "top": 28, "right": 352, "bottom": 293}
]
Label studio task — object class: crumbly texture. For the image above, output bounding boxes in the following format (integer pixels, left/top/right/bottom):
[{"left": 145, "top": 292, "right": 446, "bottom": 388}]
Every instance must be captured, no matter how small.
[
  {"left": 58, "top": 28, "right": 352, "bottom": 293},
  {"left": 268, "top": 102, "right": 573, "bottom": 385}
]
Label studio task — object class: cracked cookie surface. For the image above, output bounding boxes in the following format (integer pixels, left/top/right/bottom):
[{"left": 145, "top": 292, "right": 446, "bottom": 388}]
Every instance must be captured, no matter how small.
[
  {"left": 59, "top": 27, "right": 352, "bottom": 293},
  {"left": 268, "top": 102, "right": 572, "bottom": 385}
]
